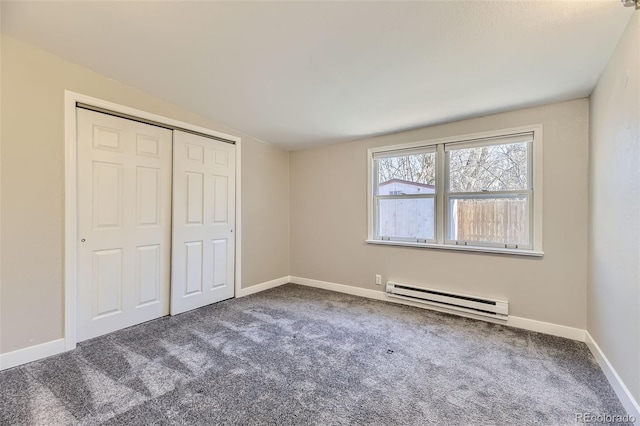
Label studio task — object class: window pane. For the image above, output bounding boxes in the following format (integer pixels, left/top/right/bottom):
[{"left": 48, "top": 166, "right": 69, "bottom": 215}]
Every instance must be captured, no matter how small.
[
  {"left": 448, "top": 142, "right": 529, "bottom": 192},
  {"left": 378, "top": 198, "right": 435, "bottom": 240},
  {"left": 449, "top": 196, "right": 529, "bottom": 246},
  {"left": 376, "top": 152, "right": 436, "bottom": 195}
]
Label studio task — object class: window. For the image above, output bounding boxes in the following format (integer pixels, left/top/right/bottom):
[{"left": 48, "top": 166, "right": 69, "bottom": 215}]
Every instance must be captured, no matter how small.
[
  {"left": 368, "top": 127, "right": 543, "bottom": 255},
  {"left": 373, "top": 148, "right": 436, "bottom": 242}
]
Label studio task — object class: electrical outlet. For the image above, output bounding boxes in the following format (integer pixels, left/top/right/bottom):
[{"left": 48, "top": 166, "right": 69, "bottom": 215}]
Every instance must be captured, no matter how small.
[{"left": 375, "top": 274, "right": 382, "bottom": 285}]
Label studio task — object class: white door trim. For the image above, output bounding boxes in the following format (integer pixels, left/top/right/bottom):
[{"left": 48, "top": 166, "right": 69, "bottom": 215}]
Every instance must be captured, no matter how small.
[{"left": 64, "top": 91, "right": 242, "bottom": 351}]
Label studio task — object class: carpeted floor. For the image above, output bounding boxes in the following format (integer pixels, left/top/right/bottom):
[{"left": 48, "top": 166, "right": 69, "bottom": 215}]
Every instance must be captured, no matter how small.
[{"left": 0, "top": 283, "right": 630, "bottom": 425}]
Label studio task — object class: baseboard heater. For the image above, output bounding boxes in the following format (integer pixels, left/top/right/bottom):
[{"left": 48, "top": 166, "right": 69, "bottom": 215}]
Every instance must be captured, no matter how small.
[{"left": 385, "top": 281, "right": 508, "bottom": 320}]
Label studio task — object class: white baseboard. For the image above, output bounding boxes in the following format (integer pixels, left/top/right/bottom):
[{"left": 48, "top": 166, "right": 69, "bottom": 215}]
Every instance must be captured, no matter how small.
[
  {"left": 291, "top": 276, "right": 385, "bottom": 301},
  {"left": 585, "top": 332, "right": 640, "bottom": 419},
  {"left": 289, "top": 276, "right": 585, "bottom": 342},
  {"left": 507, "top": 316, "right": 585, "bottom": 341},
  {"left": 0, "top": 338, "right": 66, "bottom": 371},
  {"left": 237, "top": 276, "right": 290, "bottom": 297}
]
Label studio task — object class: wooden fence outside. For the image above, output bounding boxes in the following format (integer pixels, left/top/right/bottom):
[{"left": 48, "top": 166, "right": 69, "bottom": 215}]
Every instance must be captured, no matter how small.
[{"left": 454, "top": 198, "right": 528, "bottom": 245}]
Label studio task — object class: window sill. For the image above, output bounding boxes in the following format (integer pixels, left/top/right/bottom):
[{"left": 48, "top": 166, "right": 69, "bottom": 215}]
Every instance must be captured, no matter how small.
[{"left": 365, "top": 239, "right": 544, "bottom": 257}]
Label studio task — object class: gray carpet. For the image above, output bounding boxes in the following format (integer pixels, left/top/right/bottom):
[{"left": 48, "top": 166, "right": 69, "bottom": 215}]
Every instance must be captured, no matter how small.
[{"left": 0, "top": 283, "right": 630, "bottom": 425}]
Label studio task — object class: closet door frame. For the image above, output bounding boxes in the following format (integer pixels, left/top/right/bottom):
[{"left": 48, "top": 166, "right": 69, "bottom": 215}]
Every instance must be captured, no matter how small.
[{"left": 64, "top": 91, "right": 242, "bottom": 351}]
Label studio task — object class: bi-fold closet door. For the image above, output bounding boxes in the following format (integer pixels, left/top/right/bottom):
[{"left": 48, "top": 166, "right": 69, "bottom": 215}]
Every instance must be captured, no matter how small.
[{"left": 77, "top": 109, "right": 235, "bottom": 342}]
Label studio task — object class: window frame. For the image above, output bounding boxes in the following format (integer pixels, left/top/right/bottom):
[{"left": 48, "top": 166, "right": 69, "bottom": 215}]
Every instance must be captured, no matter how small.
[
  {"left": 372, "top": 146, "right": 437, "bottom": 244},
  {"left": 366, "top": 125, "right": 544, "bottom": 257}
]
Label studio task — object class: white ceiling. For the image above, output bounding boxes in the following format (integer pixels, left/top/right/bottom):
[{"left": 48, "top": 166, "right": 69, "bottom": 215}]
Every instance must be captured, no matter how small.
[{"left": 1, "top": 1, "right": 633, "bottom": 150}]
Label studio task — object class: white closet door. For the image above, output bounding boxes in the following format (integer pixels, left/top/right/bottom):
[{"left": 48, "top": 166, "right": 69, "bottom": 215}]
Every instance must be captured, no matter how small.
[
  {"left": 171, "top": 131, "right": 235, "bottom": 315},
  {"left": 77, "top": 109, "right": 172, "bottom": 342}
]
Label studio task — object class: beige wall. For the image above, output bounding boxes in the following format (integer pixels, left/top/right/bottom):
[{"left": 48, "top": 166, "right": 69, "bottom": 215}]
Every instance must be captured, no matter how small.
[
  {"left": 588, "top": 13, "right": 639, "bottom": 404},
  {"left": 241, "top": 137, "right": 290, "bottom": 286},
  {"left": 291, "top": 99, "right": 589, "bottom": 328},
  {"left": 0, "top": 36, "right": 290, "bottom": 353}
]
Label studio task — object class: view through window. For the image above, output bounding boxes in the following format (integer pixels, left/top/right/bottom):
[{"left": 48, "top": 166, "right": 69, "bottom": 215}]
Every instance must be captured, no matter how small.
[{"left": 371, "top": 131, "right": 536, "bottom": 251}]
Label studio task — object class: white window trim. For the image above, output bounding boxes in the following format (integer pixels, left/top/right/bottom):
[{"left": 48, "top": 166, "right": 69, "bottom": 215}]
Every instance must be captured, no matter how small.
[{"left": 366, "top": 124, "right": 544, "bottom": 257}]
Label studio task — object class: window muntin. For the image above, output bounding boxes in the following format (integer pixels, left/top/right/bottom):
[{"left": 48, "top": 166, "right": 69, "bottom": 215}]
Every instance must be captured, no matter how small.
[{"left": 369, "top": 130, "right": 539, "bottom": 253}]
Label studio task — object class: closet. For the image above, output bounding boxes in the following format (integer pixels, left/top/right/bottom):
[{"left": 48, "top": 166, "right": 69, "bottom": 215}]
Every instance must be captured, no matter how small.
[{"left": 76, "top": 108, "right": 235, "bottom": 341}]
